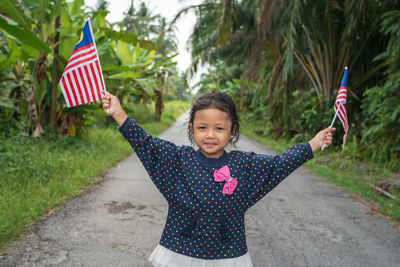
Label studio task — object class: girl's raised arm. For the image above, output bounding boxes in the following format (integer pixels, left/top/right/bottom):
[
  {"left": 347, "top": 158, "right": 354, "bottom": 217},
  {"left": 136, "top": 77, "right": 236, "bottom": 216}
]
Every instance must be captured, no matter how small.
[
  {"left": 243, "top": 126, "right": 335, "bottom": 208},
  {"left": 244, "top": 142, "right": 314, "bottom": 208},
  {"left": 102, "top": 92, "right": 188, "bottom": 202}
]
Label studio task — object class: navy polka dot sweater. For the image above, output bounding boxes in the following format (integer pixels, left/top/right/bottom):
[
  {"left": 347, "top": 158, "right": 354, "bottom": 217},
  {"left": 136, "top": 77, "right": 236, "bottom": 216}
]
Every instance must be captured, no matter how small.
[{"left": 119, "top": 117, "right": 314, "bottom": 259}]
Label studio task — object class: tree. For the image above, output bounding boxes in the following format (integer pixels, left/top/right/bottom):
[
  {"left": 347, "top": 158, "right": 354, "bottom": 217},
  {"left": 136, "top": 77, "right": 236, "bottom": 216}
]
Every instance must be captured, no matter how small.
[{"left": 119, "top": 1, "right": 180, "bottom": 121}]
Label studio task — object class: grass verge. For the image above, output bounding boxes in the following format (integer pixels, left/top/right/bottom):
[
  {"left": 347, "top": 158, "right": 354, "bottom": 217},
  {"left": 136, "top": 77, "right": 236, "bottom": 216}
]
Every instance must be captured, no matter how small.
[
  {"left": 241, "top": 121, "right": 400, "bottom": 223},
  {"left": 0, "top": 101, "right": 189, "bottom": 251}
]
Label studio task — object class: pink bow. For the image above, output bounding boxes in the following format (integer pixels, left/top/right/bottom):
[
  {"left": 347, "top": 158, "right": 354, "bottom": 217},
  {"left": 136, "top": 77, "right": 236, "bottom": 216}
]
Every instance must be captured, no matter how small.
[{"left": 214, "top": 165, "right": 238, "bottom": 195}]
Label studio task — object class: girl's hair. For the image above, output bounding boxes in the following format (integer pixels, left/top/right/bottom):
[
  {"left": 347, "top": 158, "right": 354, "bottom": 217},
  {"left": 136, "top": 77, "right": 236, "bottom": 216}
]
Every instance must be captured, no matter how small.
[{"left": 187, "top": 91, "right": 240, "bottom": 146}]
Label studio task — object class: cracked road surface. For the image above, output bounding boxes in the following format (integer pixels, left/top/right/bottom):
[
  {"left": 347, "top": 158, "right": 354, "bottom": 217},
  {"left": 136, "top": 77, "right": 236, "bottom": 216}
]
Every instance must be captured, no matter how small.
[{"left": 1, "top": 113, "right": 399, "bottom": 266}]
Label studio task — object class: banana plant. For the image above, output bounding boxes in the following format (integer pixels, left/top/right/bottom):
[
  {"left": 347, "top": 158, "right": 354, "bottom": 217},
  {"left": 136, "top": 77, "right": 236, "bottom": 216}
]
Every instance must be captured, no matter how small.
[
  {"left": 0, "top": 0, "right": 77, "bottom": 136},
  {"left": 0, "top": 0, "right": 108, "bottom": 136},
  {"left": 99, "top": 26, "right": 178, "bottom": 115},
  {"left": 1, "top": 0, "right": 182, "bottom": 136}
]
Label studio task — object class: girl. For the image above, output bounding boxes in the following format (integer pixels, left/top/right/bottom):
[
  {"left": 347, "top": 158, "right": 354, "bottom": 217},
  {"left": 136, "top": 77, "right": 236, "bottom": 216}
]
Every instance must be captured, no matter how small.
[{"left": 102, "top": 91, "right": 334, "bottom": 267}]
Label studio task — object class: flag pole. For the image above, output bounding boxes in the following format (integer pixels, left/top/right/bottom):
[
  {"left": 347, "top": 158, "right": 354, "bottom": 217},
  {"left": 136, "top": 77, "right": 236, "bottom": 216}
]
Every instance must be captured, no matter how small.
[
  {"left": 321, "top": 112, "right": 337, "bottom": 151},
  {"left": 87, "top": 20, "right": 109, "bottom": 114}
]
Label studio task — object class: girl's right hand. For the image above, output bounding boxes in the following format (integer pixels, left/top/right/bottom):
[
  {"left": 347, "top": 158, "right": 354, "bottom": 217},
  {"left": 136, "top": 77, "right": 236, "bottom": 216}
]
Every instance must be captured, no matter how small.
[
  {"left": 102, "top": 91, "right": 128, "bottom": 127},
  {"left": 101, "top": 91, "right": 119, "bottom": 115},
  {"left": 309, "top": 126, "right": 335, "bottom": 152}
]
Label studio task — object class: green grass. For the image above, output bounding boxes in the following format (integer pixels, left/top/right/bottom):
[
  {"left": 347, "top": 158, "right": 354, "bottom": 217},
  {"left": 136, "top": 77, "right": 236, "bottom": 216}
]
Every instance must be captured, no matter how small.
[
  {"left": 241, "top": 121, "right": 400, "bottom": 223},
  {"left": 0, "top": 101, "right": 189, "bottom": 251}
]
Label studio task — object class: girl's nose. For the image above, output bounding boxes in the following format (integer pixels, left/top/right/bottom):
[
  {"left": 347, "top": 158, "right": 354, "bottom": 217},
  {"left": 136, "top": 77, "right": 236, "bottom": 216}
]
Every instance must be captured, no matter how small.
[{"left": 206, "top": 129, "right": 215, "bottom": 138}]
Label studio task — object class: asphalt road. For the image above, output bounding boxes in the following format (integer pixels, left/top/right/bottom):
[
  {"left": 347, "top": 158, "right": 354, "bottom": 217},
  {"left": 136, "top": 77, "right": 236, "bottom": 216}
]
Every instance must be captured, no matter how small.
[{"left": 1, "top": 113, "right": 399, "bottom": 267}]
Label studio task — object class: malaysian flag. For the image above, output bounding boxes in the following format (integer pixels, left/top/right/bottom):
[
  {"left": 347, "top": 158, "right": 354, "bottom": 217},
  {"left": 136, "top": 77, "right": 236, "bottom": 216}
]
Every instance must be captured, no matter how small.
[
  {"left": 334, "top": 67, "right": 349, "bottom": 148},
  {"left": 59, "top": 20, "right": 105, "bottom": 107}
]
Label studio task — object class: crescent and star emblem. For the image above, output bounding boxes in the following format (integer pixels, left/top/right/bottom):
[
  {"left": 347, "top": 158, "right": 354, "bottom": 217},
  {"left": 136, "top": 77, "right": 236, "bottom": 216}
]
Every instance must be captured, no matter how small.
[{"left": 76, "top": 32, "right": 84, "bottom": 45}]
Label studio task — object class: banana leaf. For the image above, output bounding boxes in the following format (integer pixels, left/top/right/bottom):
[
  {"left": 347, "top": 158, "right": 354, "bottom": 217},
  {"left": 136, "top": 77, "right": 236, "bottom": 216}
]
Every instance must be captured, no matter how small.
[
  {"left": 108, "top": 72, "right": 139, "bottom": 79},
  {"left": 0, "top": 15, "right": 51, "bottom": 53},
  {"left": 0, "top": 0, "right": 30, "bottom": 30},
  {"left": 101, "top": 27, "right": 157, "bottom": 51},
  {"left": 134, "top": 78, "right": 161, "bottom": 96}
]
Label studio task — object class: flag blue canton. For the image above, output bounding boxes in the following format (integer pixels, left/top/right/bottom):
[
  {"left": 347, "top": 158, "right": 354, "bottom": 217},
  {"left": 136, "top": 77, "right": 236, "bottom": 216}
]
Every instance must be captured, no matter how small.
[
  {"left": 340, "top": 67, "right": 348, "bottom": 87},
  {"left": 74, "top": 21, "right": 94, "bottom": 50}
]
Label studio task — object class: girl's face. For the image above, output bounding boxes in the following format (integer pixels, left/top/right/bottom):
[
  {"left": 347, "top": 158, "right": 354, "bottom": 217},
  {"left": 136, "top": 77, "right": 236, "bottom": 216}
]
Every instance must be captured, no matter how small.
[{"left": 190, "top": 108, "right": 234, "bottom": 158}]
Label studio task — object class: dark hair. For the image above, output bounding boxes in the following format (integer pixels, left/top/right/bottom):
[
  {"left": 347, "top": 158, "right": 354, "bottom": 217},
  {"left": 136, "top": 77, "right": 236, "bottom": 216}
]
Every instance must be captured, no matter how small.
[{"left": 187, "top": 91, "right": 240, "bottom": 146}]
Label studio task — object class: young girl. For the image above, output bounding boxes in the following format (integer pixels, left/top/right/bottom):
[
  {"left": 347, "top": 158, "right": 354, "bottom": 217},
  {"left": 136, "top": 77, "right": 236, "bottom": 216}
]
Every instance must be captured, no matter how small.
[{"left": 102, "top": 91, "right": 334, "bottom": 267}]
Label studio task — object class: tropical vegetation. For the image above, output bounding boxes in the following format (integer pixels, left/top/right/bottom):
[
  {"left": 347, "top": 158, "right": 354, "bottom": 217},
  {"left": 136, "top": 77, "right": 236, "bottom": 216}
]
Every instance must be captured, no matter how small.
[{"left": 0, "top": 0, "right": 189, "bottom": 138}]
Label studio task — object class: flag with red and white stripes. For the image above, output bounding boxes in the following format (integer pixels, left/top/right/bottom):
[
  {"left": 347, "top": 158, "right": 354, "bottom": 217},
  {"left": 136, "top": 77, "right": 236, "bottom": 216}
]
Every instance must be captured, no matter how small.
[
  {"left": 59, "top": 20, "right": 105, "bottom": 107},
  {"left": 334, "top": 67, "right": 349, "bottom": 148}
]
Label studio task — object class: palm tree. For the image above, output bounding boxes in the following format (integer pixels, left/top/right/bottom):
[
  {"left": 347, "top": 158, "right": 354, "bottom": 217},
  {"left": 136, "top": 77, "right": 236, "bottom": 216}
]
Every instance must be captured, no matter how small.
[
  {"left": 95, "top": 0, "right": 109, "bottom": 11},
  {"left": 268, "top": 0, "right": 392, "bottom": 134},
  {"left": 175, "top": 0, "right": 260, "bottom": 110},
  {"left": 185, "top": 0, "right": 396, "bottom": 137},
  {"left": 122, "top": 0, "right": 160, "bottom": 37},
  {"left": 154, "top": 17, "right": 178, "bottom": 57}
]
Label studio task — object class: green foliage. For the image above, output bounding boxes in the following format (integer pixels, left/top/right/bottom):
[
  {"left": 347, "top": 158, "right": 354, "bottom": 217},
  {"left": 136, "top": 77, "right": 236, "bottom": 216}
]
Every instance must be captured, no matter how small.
[
  {"left": 0, "top": 15, "right": 50, "bottom": 53},
  {"left": 0, "top": 98, "right": 25, "bottom": 136},
  {"left": 0, "top": 0, "right": 187, "bottom": 138},
  {"left": 360, "top": 9, "right": 400, "bottom": 171},
  {"left": 290, "top": 90, "right": 334, "bottom": 142},
  {"left": 361, "top": 82, "right": 400, "bottom": 170}
]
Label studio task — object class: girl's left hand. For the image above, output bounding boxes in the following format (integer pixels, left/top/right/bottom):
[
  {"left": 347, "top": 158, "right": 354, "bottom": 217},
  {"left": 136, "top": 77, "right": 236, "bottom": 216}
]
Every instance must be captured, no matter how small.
[{"left": 309, "top": 127, "right": 336, "bottom": 153}]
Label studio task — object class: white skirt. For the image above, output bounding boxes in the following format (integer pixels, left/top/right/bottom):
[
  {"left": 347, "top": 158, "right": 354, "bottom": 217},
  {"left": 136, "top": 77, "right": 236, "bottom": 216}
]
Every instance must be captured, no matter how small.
[{"left": 148, "top": 244, "right": 253, "bottom": 267}]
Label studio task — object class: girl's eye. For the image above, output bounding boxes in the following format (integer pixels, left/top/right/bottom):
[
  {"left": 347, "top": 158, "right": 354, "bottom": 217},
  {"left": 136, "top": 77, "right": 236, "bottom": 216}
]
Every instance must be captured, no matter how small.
[
  {"left": 198, "top": 126, "right": 206, "bottom": 130},
  {"left": 216, "top": 127, "right": 224, "bottom": 131}
]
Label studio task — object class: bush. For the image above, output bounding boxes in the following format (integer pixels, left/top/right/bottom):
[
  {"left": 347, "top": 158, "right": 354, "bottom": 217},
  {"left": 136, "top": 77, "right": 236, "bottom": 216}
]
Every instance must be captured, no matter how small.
[{"left": 359, "top": 10, "right": 400, "bottom": 171}]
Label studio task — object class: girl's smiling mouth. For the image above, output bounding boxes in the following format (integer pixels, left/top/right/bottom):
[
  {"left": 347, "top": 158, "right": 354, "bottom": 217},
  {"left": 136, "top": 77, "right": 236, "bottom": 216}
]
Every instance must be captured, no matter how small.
[{"left": 205, "top": 143, "right": 217, "bottom": 147}]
